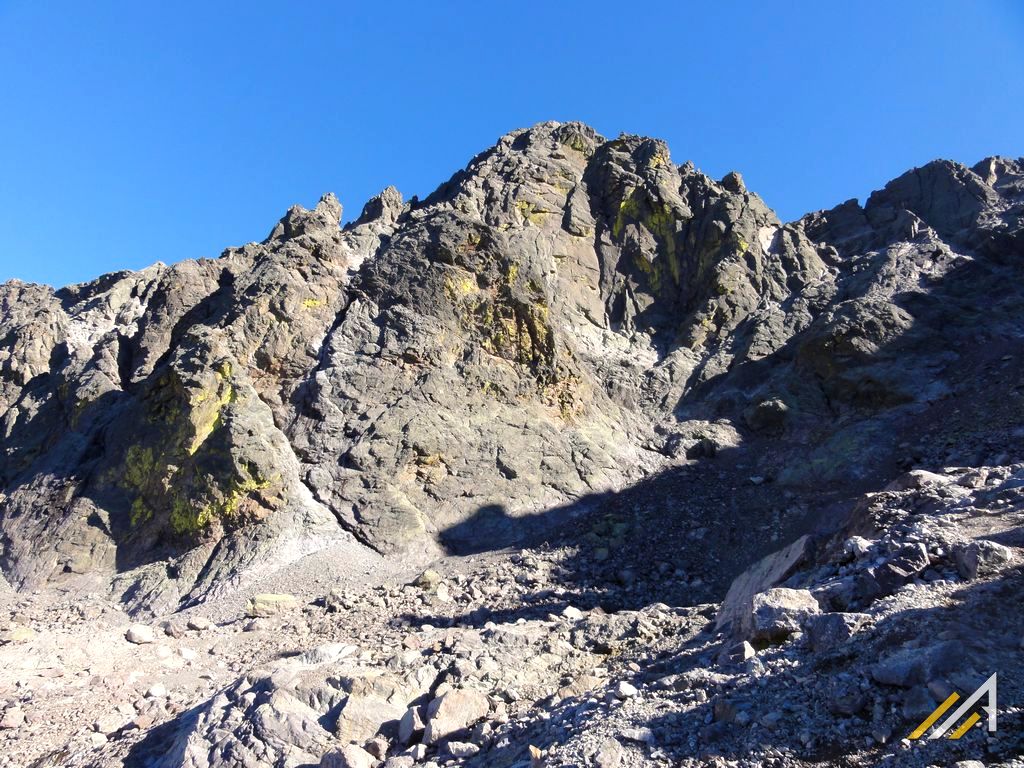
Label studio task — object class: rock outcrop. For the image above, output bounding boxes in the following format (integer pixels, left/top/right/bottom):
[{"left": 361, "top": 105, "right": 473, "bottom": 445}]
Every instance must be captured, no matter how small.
[{"left": 1, "top": 122, "right": 1022, "bottom": 620}]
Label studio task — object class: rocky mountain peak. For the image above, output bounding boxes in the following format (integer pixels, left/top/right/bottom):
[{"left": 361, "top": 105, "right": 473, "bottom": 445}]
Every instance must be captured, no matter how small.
[
  {"left": 1, "top": 122, "right": 1022, "bottom": 620},
  {"left": 2, "top": 122, "right": 1024, "bottom": 768}
]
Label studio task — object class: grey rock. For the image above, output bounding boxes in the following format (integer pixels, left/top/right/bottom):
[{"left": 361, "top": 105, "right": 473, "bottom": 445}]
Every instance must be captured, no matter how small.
[
  {"left": 422, "top": 688, "right": 489, "bottom": 744},
  {"left": 443, "top": 740, "right": 479, "bottom": 757},
  {"left": 743, "top": 587, "right": 821, "bottom": 643},
  {"left": 125, "top": 624, "right": 156, "bottom": 644},
  {"left": 320, "top": 745, "right": 375, "bottom": 768},
  {"left": 953, "top": 540, "right": 1014, "bottom": 579},
  {"left": 872, "top": 641, "right": 965, "bottom": 687},
  {"left": 806, "top": 612, "right": 870, "bottom": 652},
  {"left": 716, "top": 536, "right": 814, "bottom": 633}
]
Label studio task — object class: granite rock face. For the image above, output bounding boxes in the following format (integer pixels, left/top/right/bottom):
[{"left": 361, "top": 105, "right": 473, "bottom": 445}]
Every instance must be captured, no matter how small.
[{"left": 1, "top": 121, "right": 1022, "bottom": 615}]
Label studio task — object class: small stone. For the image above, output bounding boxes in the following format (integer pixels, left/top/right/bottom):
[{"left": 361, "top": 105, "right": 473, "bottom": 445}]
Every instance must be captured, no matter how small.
[
  {"left": 145, "top": 682, "right": 168, "bottom": 698},
  {"left": 412, "top": 569, "right": 442, "bottom": 592},
  {"left": 398, "top": 705, "right": 425, "bottom": 745},
  {"left": 613, "top": 681, "right": 638, "bottom": 699},
  {"left": 407, "top": 744, "right": 427, "bottom": 760},
  {"left": 444, "top": 741, "right": 479, "bottom": 757},
  {"left": 0, "top": 625, "right": 35, "bottom": 644},
  {"left": 954, "top": 541, "right": 1014, "bottom": 580},
  {"left": 187, "top": 616, "right": 212, "bottom": 631},
  {"left": 320, "top": 744, "right": 375, "bottom": 768},
  {"left": 0, "top": 708, "right": 25, "bottom": 729},
  {"left": 125, "top": 624, "right": 156, "bottom": 645},
  {"left": 562, "top": 605, "right": 584, "bottom": 621},
  {"left": 805, "top": 612, "right": 870, "bottom": 652},
  {"left": 744, "top": 588, "right": 821, "bottom": 643},
  {"left": 593, "top": 737, "right": 624, "bottom": 768},
  {"left": 620, "top": 726, "right": 654, "bottom": 744},
  {"left": 93, "top": 712, "right": 129, "bottom": 735},
  {"left": 872, "top": 641, "right": 964, "bottom": 687},
  {"left": 245, "top": 593, "right": 298, "bottom": 618},
  {"left": 364, "top": 737, "right": 389, "bottom": 759}
]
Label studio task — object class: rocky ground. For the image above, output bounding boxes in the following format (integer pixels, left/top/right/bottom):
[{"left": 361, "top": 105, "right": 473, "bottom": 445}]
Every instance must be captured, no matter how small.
[{"left": 3, "top": 459, "right": 1023, "bottom": 768}]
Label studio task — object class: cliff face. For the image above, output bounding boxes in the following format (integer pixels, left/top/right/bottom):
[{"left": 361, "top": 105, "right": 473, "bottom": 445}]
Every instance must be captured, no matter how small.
[{"left": 1, "top": 122, "right": 1022, "bottom": 615}]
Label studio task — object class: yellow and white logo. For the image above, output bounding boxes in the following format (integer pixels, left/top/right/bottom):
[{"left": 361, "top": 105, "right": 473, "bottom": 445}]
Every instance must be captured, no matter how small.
[{"left": 909, "top": 673, "right": 997, "bottom": 740}]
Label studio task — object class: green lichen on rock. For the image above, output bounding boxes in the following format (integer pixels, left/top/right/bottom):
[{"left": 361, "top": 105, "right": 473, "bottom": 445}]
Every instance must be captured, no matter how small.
[
  {"left": 611, "top": 188, "right": 682, "bottom": 291},
  {"left": 114, "top": 358, "right": 282, "bottom": 540},
  {"left": 168, "top": 467, "right": 275, "bottom": 536},
  {"left": 515, "top": 200, "right": 552, "bottom": 226},
  {"left": 187, "top": 367, "right": 235, "bottom": 455}
]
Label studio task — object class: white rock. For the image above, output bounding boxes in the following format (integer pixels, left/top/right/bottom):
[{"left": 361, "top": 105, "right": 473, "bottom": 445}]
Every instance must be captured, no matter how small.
[
  {"left": 125, "top": 624, "right": 156, "bottom": 645},
  {"left": 145, "top": 682, "right": 168, "bottom": 698},
  {"left": 0, "top": 708, "right": 25, "bottom": 729},
  {"left": 613, "top": 681, "right": 638, "bottom": 699}
]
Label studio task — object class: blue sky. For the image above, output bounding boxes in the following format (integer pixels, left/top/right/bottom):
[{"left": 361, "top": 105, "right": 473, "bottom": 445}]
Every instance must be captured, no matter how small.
[{"left": 1, "top": 1, "right": 1022, "bottom": 287}]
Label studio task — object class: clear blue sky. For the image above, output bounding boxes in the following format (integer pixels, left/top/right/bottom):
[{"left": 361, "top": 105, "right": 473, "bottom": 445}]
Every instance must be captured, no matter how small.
[{"left": 1, "top": 1, "right": 1022, "bottom": 287}]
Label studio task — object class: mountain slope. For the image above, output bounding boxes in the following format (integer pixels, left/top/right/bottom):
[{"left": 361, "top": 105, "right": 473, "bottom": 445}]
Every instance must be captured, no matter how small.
[{"left": 1, "top": 122, "right": 1022, "bottom": 622}]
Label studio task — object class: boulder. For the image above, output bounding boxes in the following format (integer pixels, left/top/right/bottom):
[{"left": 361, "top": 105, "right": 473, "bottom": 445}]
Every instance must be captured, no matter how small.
[
  {"left": 716, "top": 535, "right": 815, "bottom": 633},
  {"left": 871, "top": 640, "right": 965, "bottom": 688},
  {"left": 422, "top": 689, "right": 490, "bottom": 744},
  {"left": 335, "top": 690, "right": 406, "bottom": 743},
  {"left": 805, "top": 612, "right": 870, "bottom": 652},
  {"left": 246, "top": 593, "right": 298, "bottom": 618},
  {"left": 743, "top": 588, "right": 821, "bottom": 643},
  {"left": 125, "top": 624, "right": 156, "bottom": 645},
  {"left": 954, "top": 540, "right": 1014, "bottom": 579},
  {"left": 320, "top": 745, "right": 375, "bottom": 768}
]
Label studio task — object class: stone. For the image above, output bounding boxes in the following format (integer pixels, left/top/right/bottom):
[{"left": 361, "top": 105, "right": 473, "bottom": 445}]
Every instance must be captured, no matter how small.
[
  {"left": 145, "top": 682, "right": 168, "bottom": 698},
  {"left": 561, "top": 606, "right": 585, "bottom": 621},
  {"left": 125, "top": 624, "right": 156, "bottom": 645},
  {"left": 902, "top": 686, "right": 938, "bottom": 720},
  {"left": 423, "top": 689, "right": 489, "bottom": 744},
  {"left": 186, "top": 616, "right": 212, "bottom": 631},
  {"left": 320, "top": 745, "right": 375, "bottom": 768},
  {"left": 0, "top": 625, "right": 35, "bottom": 644},
  {"left": 398, "top": 705, "right": 425, "bottom": 745},
  {"left": 716, "top": 536, "right": 814, "bottom": 632},
  {"left": 335, "top": 690, "right": 407, "bottom": 743},
  {"left": 245, "top": 593, "right": 298, "bottom": 618},
  {"left": 867, "top": 543, "right": 931, "bottom": 595},
  {"left": 412, "top": 569, "right": 442, "bottom": 592},
  {"left": 93, "top": 712, "right": 130, "bottom": 735},
  {"left": 872, "top": 641, "right": 965, "bottom": 687},
  {"left": 953, "top": 540, "right": 1014, "bottom": 579},
  {"left": 444, "top": 741, "right": 479, "bottom": 757},
  {"left": 613, "top": 681, "right": 638, "bottom": 699},
  {"left": 743, "top": 397, "right": 790, "bottom": 432},
  {"left": 806, "top": 612, "right": 870, "bottom": 652},
  {"left": 885, "top": 470, "right": 952, "bottom": 491},
  {"left": 743, "top": 588, "right": 821, "bottom": 642},
  {"left": 0, "top": 708, "right": 25, "bottom": 729},
  {"left": 593, "top": 737, "right": 624, "bottom": 768},
  {"left": 620, "top": 727, "right": 654, "bottom": 744}
]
